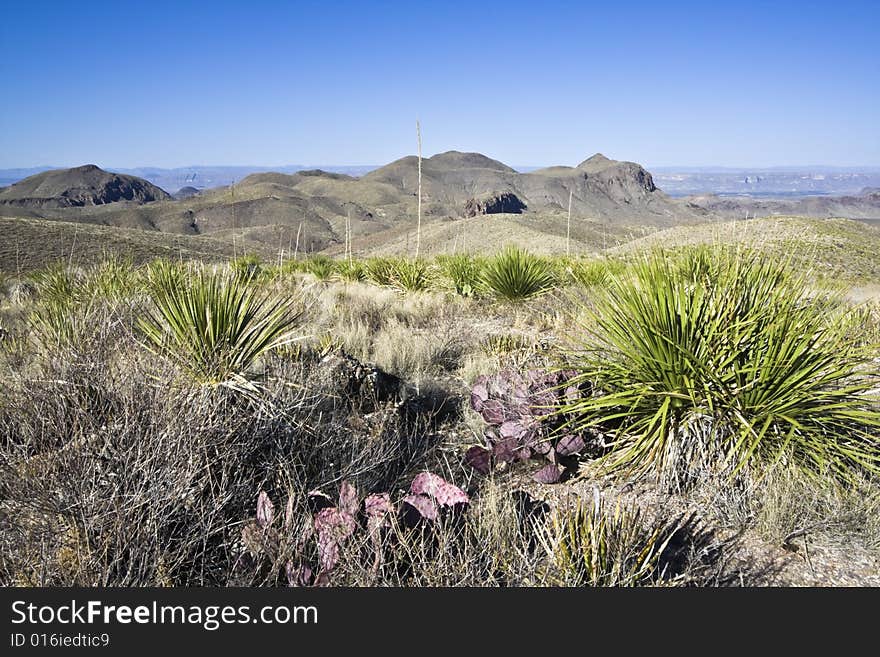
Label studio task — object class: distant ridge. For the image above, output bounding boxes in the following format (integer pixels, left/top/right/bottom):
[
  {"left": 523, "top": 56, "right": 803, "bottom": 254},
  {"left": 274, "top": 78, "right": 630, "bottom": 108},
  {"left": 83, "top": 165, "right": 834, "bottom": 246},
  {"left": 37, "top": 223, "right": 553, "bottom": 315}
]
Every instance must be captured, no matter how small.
[
  {"left": 6, "top": 150, "right": 877, "bottom": 260},
  {"left": 0, "top": 165, "right": 170, "bottom": 208},
  {"left": 0, "top": 152, "right": 712, "bottom": 257}
]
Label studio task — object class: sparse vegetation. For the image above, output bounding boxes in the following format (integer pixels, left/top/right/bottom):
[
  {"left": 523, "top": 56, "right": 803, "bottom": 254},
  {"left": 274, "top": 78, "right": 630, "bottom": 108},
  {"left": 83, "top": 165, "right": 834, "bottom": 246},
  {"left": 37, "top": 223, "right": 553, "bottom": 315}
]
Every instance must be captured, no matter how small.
[
  {"left": 537, "top": 490, "right": 683, "bottom": 586},
  {"left": 437, "top": 254, "right": 486, "bottom": 297},
  {"left": 558, "top": 245, "right": 880, "bottom": 489},
  {"left": 389, "top": 259, "right": 434, "bottom": 293},
  {"left": 139, "top": 267, "right": 302, "bottom": 389},
  {"left": 482, "top": 245, "right": 557, "bottom": 302},
  {"left": 1, "top": 242, "right": 879, "bottom": 587}
]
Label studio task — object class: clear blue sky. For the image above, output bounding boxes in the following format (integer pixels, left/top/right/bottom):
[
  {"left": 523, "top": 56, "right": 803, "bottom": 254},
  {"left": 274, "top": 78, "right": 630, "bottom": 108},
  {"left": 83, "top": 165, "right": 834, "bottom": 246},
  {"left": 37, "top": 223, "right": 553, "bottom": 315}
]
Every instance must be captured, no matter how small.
[{"left": 1, "top": 0, "right": 877, "bottom": 168}]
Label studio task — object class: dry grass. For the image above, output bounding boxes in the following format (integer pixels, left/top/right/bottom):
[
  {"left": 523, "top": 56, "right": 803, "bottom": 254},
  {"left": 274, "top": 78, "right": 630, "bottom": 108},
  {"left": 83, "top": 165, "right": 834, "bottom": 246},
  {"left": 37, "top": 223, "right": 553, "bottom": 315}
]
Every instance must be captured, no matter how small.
[
  {"left": 1, "top": 251, "right": 879, "bottom": 586},
  {"left": 617, "top": 216, "right": 880, "bottom": 284},
  {"left": 0, "top": 216, "right": 256, "bottom": 275}
]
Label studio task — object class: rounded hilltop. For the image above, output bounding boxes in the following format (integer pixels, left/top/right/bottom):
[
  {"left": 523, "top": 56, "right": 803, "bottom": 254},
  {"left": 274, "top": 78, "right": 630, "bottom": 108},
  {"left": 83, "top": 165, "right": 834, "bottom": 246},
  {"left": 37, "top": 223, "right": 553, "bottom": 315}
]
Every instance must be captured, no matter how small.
[{"left": 0, "top": 164, "right": 170, "bottom": 208}]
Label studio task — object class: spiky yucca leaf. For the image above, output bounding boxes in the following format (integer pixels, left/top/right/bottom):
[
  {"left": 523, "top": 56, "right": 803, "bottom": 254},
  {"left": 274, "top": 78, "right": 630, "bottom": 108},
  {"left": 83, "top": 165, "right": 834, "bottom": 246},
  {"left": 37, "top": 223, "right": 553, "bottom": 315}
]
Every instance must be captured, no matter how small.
[
  {"left": 482, "top": 246, "right": 556, "bottom": 302},
  {"left": 538, "top": 490, "right": 679, "bottom": 586},
  {"left": 81, "top": 255, "right": 141, "bottom": 301},
  {"left": 566, "top": 257, "right": 627, "bottom": 288},
  {"left": 389, "top": 259, "right": 433, "bottom": 293},
  {"left": 29, "top": 264, "right": 79, "bottom": 305},
  {"left": 334, "top": 260, "right": 366, "bottom": 283},
  {"left": 27, "top": 264, "right": 93, "bottom": 349},
  {"left": 29, "top": 296, "right": 97, "bottom": 350},
  {"left": 230, "top": 253, "right": 264, "bottom": 284},
  {"left": 558, "top": 245, "right": 880, "bottom": 486},
  {"left": 301, "top": 256, "right": 336, "bottom": 282},
  {"left": 139, "top": 268, "right": 301, "bottom": 389},
  {"left": 364, "top": 257, "right": 396, "bottom": 287},
  {"left": 436, "top": 254, "right": 486, "bottom": 297}
]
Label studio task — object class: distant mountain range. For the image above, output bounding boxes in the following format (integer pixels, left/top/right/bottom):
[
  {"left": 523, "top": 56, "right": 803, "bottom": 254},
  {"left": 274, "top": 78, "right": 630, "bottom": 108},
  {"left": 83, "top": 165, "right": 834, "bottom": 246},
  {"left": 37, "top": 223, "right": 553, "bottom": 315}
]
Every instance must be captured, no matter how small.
[
  {"left": 651, "top": 167, "right": 880, "bottom": 198},
  {"left": 0, "top": 165, "right": 378, "bottom": 192},
  {"left": 2, "top": 153, "right": 879, "bottom": 260},
  {"left": 0, "top": 152, "right": 708, "bottom": 257},
  {"left": 4, "top": 164, "right": 880, "bottom": 198}
]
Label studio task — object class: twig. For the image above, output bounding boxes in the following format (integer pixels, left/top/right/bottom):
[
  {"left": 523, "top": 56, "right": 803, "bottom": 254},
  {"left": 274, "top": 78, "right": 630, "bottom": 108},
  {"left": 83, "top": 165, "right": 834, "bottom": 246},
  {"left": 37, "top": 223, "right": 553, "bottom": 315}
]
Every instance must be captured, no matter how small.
[{"left": 415, "top": 119, "right": 422, "bottom": 259}]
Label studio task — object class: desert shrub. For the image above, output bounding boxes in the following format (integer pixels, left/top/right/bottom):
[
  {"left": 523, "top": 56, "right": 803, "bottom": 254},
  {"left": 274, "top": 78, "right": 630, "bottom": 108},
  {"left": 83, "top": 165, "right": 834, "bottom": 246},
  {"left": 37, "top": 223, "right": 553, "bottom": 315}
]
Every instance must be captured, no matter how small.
[
  {"left": 0, "top": 339, "right": 457, "bottom": 586},
  {"left": 566, "top": 257, "right": 627, "bottom": 288},
  {"left": 436, "top": 254, "right": 485, "bottom": 297},
  {"left": 388, "top": 259, "right": 433, "bottom": 293},
  {"left": 334, "top": 260, "right": 366, "bottom": 283},
  {"left": 230, "top": 253, "right": 264, "bottom": 283},
  {"left": 364, "top": 257, "right": 397, "bottom": 287},
  {"left": 482, "top": 246, "right": 556, "bottom": 302},
  {"left": 301, "top": 255, "right": 336, "bottom": 282},
  {"left": 29, "top": 263, "right": 79, "bottom": 305},
  {"left": 537, "top": 490, "right": 681, "bottom": 586},
  {"left": 139, "top": 268, "right": 301, "bottom": 389},
  {"left": 80, "top": 255, "right": 142, "bottom": 301},
  {"left": 558, "top": 245, "right": 880, "bottom": 488}
]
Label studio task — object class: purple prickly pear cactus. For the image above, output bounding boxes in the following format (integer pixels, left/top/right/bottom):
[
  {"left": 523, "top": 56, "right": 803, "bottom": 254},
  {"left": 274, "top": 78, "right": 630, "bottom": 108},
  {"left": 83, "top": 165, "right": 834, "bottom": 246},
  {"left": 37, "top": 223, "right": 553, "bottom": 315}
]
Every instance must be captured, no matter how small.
[
  {"left": 467, "top": 367, "right": 592, "bottom": 481},
  {"left": 410, "top": 472, "right": 470, "bottom": 507},
  {"left": 402, "top": 494, "right": 438, "bottom": 521},
  {"left": 533, "top": 464, "right": 564, "bottom": 484},
  {"left": 256, "top": 491, "right": 274, "bottom": 529}
]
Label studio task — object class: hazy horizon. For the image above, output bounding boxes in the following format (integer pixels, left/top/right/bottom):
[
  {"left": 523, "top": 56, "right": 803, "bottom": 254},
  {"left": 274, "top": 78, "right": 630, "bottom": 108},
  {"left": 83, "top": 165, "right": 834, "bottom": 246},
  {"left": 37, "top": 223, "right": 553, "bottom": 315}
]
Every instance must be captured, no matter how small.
[
  {"left": 3, "top": 159, "right": 880, "bottom": 173},
  {"left": 1, "top": 1, "right": 878, "bottom": 169}
]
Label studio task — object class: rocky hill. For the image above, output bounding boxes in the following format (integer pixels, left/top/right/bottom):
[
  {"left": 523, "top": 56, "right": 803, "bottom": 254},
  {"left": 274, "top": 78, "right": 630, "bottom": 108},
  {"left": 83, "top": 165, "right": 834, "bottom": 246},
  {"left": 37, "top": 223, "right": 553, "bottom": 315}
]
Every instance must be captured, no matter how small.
[
  {"left": 360, "top": 150, "right": 697, "bottom": 225},
  {"left": 14, "top": 152, "right": 879, "bottom": 258},
  {"left": 0, "top": 165, "right": 170, "bottom": 208},
  {"left": 172, "top": 186, "right": 201, "bottom": 200}
]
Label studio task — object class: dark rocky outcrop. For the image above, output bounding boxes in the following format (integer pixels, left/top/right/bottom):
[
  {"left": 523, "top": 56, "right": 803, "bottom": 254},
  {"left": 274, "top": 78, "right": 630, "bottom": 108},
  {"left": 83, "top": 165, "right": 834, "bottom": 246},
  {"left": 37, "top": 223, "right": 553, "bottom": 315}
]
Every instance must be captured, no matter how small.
[
  {"left": 463, "top": 191, "right": 526, "bottom": 217},
  {"left": 314, "top": 352, "right": 402, "bottom": 411}
]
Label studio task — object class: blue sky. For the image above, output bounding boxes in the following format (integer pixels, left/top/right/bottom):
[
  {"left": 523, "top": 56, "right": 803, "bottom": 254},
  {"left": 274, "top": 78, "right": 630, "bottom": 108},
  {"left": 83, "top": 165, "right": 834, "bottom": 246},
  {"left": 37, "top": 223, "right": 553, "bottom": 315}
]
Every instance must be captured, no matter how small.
[{"left": 1, "top": 0, "right": 877, "bottom": 168}]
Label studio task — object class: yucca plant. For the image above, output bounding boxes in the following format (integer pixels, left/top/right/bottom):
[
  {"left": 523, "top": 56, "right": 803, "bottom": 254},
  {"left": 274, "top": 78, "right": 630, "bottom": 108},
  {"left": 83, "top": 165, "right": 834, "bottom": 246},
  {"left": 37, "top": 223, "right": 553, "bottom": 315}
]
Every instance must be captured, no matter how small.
[
  {"left": 558, "top": 244, "right": 880, "bottom": 487},
  {"left": 139, "top": 268, "right": 301, "bottom": 390},
  {"left": 301, "top": 255, "right": 336, "bottom": 282},
  {"left": 389, "top": 259, "right": 433, "bottom": 293},
  {"left": 230, "top": 253, "right": 264, "bottom": 284},
  {"left": 334, "top": 260, "right": 366, "bottom": 283},
  {"left": 30, "top": 263, "right": 79, "bottom": 305},
  {"left": 27, "top": 264, "right": 92, "bottom": 349},
  {"left": 567, "top": 257, "right": 626, "bottom": 288},
  {"left": 537, "top": 489, "right": 679, "bottom": 586},
  {"left": 482, "top": 246, "right": 556, "bottom": 302},
  {"left": 364, "top": 257, "right": 397, "bottom": 287},
  {"left": 30, "top": 295, "right": 97, "bottom": 350},
  {"left": 437, "top": 254, "right": 485, "bottom": 297},
  {"left": 81, "top": 255, "right": 141, "bottom": 301},
  {"left": 279, "top": 259, "right": 306, "bottom": 276}
]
